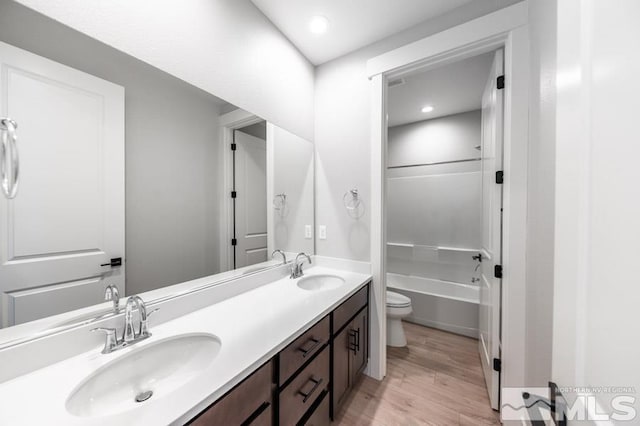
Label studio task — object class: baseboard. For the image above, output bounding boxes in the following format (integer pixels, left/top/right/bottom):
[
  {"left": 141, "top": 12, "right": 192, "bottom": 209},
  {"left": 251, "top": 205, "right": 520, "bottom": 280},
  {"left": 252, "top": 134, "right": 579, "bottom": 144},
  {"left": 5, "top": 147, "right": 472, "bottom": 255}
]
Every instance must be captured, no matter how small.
[{"left": 405, "top": 317, "right": 479, "bottom": 339}]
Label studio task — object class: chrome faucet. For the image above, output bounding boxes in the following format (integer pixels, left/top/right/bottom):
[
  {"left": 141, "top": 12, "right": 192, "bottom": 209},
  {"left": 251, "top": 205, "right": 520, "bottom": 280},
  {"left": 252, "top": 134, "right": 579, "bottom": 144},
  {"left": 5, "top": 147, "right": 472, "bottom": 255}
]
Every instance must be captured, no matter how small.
[
  {"left": 92, "top": 295, "right": 157, "bottom": 354},
  {"left": 291, "top": 252, "right": 312, "bottom": 279},
  {"left": 124, "top": 295, "right": 148, "bottom": 343},
  {"left": 272, "top": 249, "right": 288, "bottom": 265},
  {"left": 104, "top": 284, "right": 120, "bottom": 313}
]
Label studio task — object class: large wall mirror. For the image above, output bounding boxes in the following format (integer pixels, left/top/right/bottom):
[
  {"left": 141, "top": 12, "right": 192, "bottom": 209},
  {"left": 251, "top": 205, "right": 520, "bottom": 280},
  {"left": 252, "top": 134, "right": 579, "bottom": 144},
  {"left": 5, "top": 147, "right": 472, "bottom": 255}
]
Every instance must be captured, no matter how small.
[{"left": 0, "top": 2, "right": 314, "bottom": 344}]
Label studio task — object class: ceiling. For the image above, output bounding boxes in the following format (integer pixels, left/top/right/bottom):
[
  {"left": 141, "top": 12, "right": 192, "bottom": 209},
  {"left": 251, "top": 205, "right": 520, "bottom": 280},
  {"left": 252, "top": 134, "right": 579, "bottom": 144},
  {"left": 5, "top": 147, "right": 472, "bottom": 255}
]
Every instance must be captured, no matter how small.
[
  {"left": 250, "top": 0, "right": 473, "bottom": 65},
  {"left": 387, "top": 52, "right": 495, "bottom": 127}
]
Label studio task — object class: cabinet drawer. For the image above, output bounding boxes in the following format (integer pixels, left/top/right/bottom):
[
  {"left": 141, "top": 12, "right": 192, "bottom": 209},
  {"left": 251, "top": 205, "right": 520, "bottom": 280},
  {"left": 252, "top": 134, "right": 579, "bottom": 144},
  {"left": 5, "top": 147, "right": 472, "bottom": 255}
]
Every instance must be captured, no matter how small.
[
  {"left": 279, "top": 346, "right": 330, "bottom": 426},
  {"left": 333, "top": 284, "right": 368, "bottom": 335},
  {"left": 190, "top": 360, "right": 273, "bottom": 425},
  {"left": 302, "top": 390, "right": 330, "bottom": 426},
  {"left": 279, "top": 315, "right": 330, "bottom": 384},
  {"left": 249, "top": 403, "right": 272, "bottom": 426}
]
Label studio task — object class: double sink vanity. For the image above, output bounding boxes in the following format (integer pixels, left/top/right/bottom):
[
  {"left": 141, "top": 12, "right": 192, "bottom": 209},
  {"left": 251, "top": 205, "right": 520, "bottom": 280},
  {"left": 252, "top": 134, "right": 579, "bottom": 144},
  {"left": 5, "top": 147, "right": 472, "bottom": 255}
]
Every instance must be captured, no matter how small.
[{"left": 0, "top": 260, "right": 371, "bottom": 425}]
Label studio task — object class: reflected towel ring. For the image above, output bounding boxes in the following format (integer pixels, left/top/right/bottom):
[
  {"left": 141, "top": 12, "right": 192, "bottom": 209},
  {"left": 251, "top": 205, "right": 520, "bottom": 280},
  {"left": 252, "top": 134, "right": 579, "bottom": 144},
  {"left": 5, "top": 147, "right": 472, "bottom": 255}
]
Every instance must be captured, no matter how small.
[
  {"left": 273, "top": 193, "right": 288, "bottom": 216},
  {"left": 343, "top": 189, "right": 364, "bottom": 218}
]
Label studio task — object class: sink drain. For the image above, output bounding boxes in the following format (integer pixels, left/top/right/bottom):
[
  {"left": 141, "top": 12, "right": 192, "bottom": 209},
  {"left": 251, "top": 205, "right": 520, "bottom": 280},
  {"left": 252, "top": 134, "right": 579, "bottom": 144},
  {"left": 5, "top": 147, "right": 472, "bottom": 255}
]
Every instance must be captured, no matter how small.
[{"left": 135, "top": 390, "right": 153, "bottom": 403}]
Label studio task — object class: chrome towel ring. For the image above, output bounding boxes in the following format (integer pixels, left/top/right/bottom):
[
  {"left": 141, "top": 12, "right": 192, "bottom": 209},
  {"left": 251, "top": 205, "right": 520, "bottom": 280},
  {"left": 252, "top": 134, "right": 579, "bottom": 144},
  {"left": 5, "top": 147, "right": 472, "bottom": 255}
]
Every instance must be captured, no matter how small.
[{"left": 0, "top": 117, "right": 19, "bottom": 199}]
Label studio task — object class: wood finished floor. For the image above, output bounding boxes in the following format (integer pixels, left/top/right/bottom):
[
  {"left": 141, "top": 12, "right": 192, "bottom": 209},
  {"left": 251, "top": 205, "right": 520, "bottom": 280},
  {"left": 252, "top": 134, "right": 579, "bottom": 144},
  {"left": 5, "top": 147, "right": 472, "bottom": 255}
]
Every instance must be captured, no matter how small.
[{"left": 334, "top": 322, "right": 500, "bottom": 425}]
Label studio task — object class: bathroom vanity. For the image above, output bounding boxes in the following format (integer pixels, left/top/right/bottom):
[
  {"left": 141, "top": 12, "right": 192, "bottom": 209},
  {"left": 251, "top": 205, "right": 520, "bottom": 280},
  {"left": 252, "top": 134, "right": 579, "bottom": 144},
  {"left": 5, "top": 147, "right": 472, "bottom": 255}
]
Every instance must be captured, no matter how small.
[
  {"left": 0, "top": 265, "right": 371, "bottom": 425},
  {"left": 189, "top": 284, "right": 369, "bottom": 425}
]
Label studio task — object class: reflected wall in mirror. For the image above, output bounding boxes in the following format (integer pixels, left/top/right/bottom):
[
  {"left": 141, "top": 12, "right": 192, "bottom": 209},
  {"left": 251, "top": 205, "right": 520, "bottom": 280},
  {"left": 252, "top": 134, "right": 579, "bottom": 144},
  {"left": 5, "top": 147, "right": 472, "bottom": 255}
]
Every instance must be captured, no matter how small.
[{"left": 0, "top": 2, "right": 314, "bottom": 342}]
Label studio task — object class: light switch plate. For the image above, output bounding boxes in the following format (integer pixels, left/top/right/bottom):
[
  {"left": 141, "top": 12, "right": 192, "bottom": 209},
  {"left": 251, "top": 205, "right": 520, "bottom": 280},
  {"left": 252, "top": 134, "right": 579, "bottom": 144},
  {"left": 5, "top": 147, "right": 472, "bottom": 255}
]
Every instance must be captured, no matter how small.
[
  {"left": 305, "top": 225, "right": 312, "bottom": 239},
  {"left": 319, "top": 225, "right": 327, "bottom": 240}
]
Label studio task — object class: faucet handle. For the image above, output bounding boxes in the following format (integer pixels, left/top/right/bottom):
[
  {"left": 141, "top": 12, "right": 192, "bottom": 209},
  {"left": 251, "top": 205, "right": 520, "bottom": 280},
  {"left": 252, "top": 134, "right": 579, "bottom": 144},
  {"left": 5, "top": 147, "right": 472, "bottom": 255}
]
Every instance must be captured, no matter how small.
[{"left": 91, "top": 327, "right": 118, "bottom": 354}]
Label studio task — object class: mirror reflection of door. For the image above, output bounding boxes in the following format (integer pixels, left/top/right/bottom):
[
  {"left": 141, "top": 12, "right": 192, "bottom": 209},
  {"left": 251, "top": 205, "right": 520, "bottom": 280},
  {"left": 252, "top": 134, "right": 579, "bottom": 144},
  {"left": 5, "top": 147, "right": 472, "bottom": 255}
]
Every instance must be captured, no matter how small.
[
  {"left": 233, "top": 124, "right": 268, "bottom": 269},
  {"left": 0, "top": 41, "right": 125, "bottom": 327}
]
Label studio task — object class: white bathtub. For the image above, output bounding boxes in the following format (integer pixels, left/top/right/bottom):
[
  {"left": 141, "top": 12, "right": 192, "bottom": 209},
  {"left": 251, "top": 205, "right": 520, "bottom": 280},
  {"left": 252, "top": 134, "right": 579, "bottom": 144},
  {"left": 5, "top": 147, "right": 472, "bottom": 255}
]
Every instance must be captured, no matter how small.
[{"left": 387, "top": 273, "right": 479, "bottom": 338}]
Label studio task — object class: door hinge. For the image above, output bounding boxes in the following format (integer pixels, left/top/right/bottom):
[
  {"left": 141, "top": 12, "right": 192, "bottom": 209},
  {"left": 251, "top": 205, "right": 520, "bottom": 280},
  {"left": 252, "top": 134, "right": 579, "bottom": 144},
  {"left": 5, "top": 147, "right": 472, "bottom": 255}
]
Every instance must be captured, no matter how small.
[
  {"left": 496, "top": 170, "right": 504, "bottom": 184},
  {"left": 231, "top": 191, "right": 237, "bottom": 199},
  {"left": 231, "top": 143, "right": 237, "bottom": 151},
  {"left": 100, "top": 257, "right": 122, "bottom": 267},
  {"left": 231, "top": 238, "right": 237, "bottom": 246},
  {"left": 494, "top": 264, "right": 503, "bottom": 278},
  {"left": 497, "top": 75, "right": 505, "bottom": 90},
  {"left": 493, "top": 358, "right": 502, "bottom": 372}
]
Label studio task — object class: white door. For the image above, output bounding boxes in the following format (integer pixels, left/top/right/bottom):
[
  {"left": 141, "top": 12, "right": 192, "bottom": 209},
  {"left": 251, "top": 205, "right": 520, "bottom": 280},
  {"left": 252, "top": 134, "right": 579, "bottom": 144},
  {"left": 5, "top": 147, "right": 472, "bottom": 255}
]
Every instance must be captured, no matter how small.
[
  {"left": 233, "top": 130, "right": 267, "bottom": 268},
  {"left": 478, "top": 49, "right": 504, "bottom": 410},
  {"left": 0, "top": 42, "right": 125, "bottom": 326}
]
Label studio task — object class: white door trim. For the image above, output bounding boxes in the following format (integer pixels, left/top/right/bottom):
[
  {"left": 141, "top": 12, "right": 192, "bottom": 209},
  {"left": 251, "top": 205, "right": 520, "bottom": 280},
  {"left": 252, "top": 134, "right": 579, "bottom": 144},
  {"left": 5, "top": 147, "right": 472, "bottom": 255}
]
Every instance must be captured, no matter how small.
[
  {"left": 366, "top": 2, "right": 529, "bottom": 395},
  {"left": 218, "top": 109, "right": 263, "bottom": 272}
]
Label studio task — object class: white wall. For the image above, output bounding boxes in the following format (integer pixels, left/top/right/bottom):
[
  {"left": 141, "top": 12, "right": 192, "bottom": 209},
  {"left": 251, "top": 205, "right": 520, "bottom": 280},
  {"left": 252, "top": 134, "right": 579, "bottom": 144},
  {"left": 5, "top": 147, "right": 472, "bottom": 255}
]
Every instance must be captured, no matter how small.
[
  {"left": 12, "top": 0, "right": 315, "bottom": 141},
  {"left": 0, "top": 2, "right": 224, "bottom": 295},
  {"left": 525, "top": 0, "right": 556, "bottom": 388},
  {"left": 314, "top": 0, "right": 522, "bottom": 262}
]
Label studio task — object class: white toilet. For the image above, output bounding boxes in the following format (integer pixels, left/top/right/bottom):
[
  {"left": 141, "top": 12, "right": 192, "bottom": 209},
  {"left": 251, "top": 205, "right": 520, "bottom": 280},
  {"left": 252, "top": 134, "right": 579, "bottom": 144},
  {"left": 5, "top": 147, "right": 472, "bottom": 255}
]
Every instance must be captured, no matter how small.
[{"left": 386, "top": 291, "right": 413, "bottom": 347}]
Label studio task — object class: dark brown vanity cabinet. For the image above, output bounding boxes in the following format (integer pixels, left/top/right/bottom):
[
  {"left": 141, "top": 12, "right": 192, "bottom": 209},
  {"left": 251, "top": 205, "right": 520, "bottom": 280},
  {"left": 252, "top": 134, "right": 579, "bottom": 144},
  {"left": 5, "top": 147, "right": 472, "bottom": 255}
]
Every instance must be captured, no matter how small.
[
  {"left": 189, "top": 360, "right": 274, "bottom": 426},
  {"left": 187, "top": 282, "right": 369, "bottom": 426},
  {"left": 278, "top": 316, "right": 331, "bottom": 425},
  {"left": 331, "top": 286, "right": 369, "bottom": 417}
]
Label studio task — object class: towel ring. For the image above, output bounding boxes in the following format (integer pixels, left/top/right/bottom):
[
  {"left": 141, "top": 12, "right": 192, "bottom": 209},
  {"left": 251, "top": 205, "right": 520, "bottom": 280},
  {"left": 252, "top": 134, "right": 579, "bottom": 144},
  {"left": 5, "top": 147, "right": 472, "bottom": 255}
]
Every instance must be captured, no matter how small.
[{"left": 343, "top": 189, "right": 364, "bottom": 218}]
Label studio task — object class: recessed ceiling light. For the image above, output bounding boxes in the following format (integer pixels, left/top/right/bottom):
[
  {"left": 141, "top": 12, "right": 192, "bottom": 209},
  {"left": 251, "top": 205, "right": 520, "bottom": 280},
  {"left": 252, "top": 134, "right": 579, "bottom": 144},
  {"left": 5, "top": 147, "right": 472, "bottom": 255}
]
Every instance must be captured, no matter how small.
[
  {"left": 421, "top": 105, "right": 434, "bottom": 113},
  {"left": 309, "top": 15, "right": 329, "bottom": 35}
]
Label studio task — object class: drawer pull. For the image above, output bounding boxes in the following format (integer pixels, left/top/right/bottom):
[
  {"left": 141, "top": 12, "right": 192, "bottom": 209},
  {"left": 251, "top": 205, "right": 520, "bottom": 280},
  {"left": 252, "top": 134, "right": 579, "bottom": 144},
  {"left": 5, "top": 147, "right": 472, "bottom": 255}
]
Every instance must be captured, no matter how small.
[
  {"left": 298, "top": 377, "right": 323, "bottom": 403},
  {"left": 298, "top": 337, "right": 321, "bottom": 358},
  {"left": 348, "top": 329, "right": 359, "bottom": 354}
]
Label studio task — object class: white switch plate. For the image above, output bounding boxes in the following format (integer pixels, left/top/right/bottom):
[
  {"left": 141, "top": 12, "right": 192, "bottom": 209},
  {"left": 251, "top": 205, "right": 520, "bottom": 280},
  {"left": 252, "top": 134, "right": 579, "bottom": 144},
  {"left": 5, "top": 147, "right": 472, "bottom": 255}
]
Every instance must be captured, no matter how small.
[
  {"left": 319, "top": 225, "right": 327, "bottom": 240},
  {"left": 305, "top": 225, "right": 312, "bottom": 239}
]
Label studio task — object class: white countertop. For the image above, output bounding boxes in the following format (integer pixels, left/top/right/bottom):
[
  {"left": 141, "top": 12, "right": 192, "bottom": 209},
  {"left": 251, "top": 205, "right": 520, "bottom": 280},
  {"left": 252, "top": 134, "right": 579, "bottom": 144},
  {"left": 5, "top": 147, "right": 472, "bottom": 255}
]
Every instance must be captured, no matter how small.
[{"left": 0, "top": 266, "right": 371, "bottom": 425}]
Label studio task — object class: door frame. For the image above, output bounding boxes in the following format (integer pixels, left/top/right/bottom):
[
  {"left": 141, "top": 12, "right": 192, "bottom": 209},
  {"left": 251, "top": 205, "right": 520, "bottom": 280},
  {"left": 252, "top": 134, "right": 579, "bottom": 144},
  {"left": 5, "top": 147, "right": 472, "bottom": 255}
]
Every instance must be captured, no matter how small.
[
  {"left": 366, "top": 1, "right": 529, "bottom": 397},
  {"left": 218, "top": 109, "right": 263, "bottom": 271}
]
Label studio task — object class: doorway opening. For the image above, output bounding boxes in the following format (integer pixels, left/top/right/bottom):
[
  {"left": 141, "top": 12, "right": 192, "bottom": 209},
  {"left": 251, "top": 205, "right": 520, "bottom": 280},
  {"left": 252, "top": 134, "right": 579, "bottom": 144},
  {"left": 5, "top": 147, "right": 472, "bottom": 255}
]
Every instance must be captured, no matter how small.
[
  {"left": 231, "top": 120, "right": 268, "bottom": 270},
  {"left": 383, "top": 49, "right": 504, "bottom": 412}
]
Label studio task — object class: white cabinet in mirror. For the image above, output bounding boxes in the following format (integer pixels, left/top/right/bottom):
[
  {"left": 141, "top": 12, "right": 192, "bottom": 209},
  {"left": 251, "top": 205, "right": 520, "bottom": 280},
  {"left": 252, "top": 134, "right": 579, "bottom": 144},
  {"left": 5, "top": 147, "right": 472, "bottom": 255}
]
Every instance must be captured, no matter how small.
[{"left": 0, "top": 5, "right": 314, "bottom": 348}]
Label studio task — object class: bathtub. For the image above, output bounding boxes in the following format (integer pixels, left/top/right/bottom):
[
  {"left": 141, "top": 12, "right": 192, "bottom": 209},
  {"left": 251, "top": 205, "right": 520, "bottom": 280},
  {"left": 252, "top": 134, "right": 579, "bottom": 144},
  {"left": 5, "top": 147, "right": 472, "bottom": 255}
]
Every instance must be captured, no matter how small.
[{"left": 387, "top": 273, "right": 479, "bottom": 339}]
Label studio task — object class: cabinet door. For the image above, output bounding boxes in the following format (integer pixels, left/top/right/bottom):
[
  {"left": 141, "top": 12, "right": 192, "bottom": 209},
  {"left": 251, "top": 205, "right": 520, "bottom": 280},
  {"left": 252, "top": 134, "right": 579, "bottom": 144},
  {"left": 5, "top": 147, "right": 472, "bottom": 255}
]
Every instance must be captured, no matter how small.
[
  {"left": 332, "top": 324, "right": 352, "bottom": 412},
  {"left": 350, "top": 309, "right": 368, "bottom": 380}
]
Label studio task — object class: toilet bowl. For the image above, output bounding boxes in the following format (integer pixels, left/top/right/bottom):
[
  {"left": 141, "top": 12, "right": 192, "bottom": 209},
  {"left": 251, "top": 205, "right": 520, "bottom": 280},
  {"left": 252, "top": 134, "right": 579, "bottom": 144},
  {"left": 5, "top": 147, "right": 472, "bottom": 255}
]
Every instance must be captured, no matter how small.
[{"left": 386, "top": 291, "right": 412, "bottom": 347}]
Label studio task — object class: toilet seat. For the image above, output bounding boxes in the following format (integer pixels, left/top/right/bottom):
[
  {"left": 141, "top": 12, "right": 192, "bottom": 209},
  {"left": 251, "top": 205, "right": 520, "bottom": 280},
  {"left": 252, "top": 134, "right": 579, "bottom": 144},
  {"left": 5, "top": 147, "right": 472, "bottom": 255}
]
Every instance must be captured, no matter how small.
[{"left": 386, "top": 291, "right": 411, "bottom": 308}]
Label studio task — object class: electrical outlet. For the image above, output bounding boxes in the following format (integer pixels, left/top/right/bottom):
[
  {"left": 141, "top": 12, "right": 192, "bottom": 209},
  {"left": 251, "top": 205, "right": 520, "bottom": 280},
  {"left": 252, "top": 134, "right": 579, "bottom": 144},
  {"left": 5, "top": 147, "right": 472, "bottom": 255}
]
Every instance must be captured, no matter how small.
[
  {"left": 305, "top": 225, "right": 312, "bottom": 239},
  {"left": 319, "top": 225, "right": 327, "bottom": 240}
]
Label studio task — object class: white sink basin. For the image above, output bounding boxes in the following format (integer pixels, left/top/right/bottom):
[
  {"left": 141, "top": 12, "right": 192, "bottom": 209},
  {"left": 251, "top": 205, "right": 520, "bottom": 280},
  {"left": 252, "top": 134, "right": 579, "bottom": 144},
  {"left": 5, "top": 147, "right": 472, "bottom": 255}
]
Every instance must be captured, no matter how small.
[
  {"left": 66, "top": 333, "right": 221, "bottom": 417},
  {"left": 297, "top": 274, "right": 345, "bottom": 291}
]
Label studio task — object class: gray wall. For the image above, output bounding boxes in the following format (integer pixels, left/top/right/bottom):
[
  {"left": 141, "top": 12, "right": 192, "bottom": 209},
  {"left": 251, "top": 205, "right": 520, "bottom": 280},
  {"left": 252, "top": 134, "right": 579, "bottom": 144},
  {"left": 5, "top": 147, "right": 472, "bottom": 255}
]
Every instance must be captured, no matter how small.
[
  {"left": 270, "top": 126, "right": 315, "bottom": 255},
  {"left": 0, "top": 2, "right": 224, "bottom": 294},
  {"left": 387, "top": 112, "right": 481, "bottom": 284},
  {"left": 388, "top": 110, "right": 481, "bottom": 167}
]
